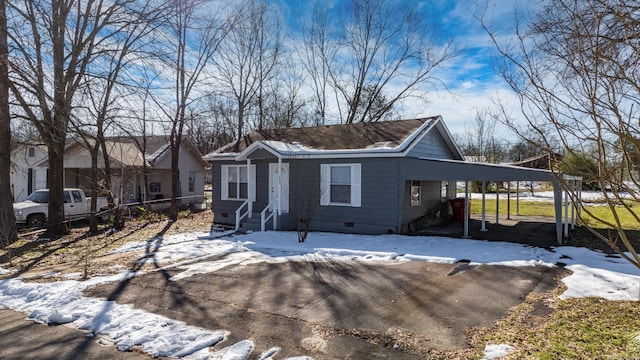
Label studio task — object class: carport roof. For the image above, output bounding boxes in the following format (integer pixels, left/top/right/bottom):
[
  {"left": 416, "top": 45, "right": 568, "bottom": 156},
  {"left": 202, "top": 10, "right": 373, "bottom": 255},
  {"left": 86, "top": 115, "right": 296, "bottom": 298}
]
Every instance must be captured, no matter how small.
[{"left": 401, "top": 157, "right": 577, "bottom": 182}]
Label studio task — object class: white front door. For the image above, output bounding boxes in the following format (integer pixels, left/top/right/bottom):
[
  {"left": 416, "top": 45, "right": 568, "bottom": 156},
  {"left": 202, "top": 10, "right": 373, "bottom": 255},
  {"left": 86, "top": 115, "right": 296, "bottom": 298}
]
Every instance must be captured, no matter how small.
[{"left": 269, "top": 163, "right": 289, "bottom": 213}]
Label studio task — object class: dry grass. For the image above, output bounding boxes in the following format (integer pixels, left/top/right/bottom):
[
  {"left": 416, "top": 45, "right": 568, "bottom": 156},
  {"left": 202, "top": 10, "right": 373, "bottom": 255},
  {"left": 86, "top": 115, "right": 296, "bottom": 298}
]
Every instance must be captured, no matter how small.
[{"left": 0, "top": 210, "right": 215, "bottom": 281}]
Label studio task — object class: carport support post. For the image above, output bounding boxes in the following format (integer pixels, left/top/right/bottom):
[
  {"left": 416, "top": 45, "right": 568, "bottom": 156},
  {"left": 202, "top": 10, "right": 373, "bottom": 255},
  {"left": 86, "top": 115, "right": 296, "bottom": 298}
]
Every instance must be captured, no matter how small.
[
  {"left": 564, "top": 187, "right": 569, "bottom": 238},
  {"left": 577, "top": 180, "right": 583, "bottom": 224},
  {"left": 553, "top": 181, "right": 563, "bottom": 244},
  {"left": 570, "top": 179, "right": 576, "bottom": 230},
  {"left": 481, "top": 181, "right": 487, "bottom": 231},
  {"left": 464, "top": 180, "right": 470, "bottom": 238},
  {"left": 507, "top": 182, "right": 511, "bottom": 220},
  {"left": 495, "top": 184, "right": 500, "bottom": 225},
  {"left": 516, "top": 182, "right": 520, "bottom": 216}
]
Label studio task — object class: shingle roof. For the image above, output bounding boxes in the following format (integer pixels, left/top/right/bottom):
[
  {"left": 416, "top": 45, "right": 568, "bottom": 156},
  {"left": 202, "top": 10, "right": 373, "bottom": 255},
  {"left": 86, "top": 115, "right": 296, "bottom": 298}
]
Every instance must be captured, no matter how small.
[{"left": 214, "top": 117, "right": 438, "bottom": 155}]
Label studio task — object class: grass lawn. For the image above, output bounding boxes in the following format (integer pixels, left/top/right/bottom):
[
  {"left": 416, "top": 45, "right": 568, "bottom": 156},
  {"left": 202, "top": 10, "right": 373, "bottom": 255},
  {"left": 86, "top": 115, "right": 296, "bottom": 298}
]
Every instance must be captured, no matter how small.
[
  {"left": 468, "top": 196, "right": 640, "bottom": 359},
  {"left": 475, "top": 292, "right": 640, "bottom": 359},
  {"left": 470, "top": 199, "right": 640, "bottom": 230}
]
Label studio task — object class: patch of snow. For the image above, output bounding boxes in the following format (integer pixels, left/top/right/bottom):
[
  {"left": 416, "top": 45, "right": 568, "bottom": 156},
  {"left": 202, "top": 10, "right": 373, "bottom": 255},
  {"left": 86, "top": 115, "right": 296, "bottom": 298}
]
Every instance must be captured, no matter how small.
[
  {"left": 0, "top": 277, "right": 227, "bottom": 357},
  {"left": 207, "top": 339, "right": 254, "bottom": 360},
  {"left": 483, "top": 343, "right": 515, "bottom": 359},
  {"left": 63, "top": 272, "right": 83, "bottom": 280},
  {"left": 560, "top": 264, "right": 640, "bottom": 301},
  {"left": 257, "top": 347, "right": 280, "bottom": 360}
]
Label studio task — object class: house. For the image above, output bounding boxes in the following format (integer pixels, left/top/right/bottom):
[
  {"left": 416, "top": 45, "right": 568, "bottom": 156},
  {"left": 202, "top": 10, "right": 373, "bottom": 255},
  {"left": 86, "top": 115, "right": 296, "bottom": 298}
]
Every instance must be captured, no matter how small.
[
  {"left": 204, "top": 116, "right": 581, "bottom": 244},
  {"left": 11, "top": 136, "right": 207, "bottom": 208},
  {"left": 10, "top": 143, "right": 49, "bottom": 202}
]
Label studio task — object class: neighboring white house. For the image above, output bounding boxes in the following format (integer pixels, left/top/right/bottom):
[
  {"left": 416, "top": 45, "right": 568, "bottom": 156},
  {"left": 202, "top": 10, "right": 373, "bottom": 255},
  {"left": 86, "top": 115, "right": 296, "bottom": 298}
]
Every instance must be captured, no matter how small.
[
  {"left": 10, "top": 136, "right": 207, "bottom": 208},
  {"left": 11, "top": 144, "right": 49, "bottom": 202}
]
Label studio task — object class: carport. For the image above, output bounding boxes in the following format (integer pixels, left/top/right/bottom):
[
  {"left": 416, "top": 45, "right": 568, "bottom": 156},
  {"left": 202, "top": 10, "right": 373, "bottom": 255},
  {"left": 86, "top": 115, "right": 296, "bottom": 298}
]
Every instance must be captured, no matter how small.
[{"left": 398, "top": 158, "right": 582, "bottom": 244}]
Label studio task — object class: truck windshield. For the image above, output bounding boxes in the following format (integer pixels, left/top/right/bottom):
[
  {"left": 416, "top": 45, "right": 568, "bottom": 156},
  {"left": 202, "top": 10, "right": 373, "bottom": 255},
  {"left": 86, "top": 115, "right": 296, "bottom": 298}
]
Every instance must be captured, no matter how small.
[{"left": 25, "top": 191, "right": 49, "bottom": 203}]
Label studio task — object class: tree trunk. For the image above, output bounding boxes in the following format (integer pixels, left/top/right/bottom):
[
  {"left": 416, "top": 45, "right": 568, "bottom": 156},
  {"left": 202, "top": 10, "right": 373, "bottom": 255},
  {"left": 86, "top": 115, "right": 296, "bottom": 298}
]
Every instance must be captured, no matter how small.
[
  {"left": 46, "top": 138, "right": 67, "bottom": 236},
  {"left": 88, "top": 146, "right": 98, "bottom": 232},
  {"left": 0, "top": 0, "right": 16, "bottom": 246},
  {"left": 100, "top": 139, "right": 124, "bottom": 230},
  {"left": 169, "top": 134, "right": 182, "bottom": 221}
]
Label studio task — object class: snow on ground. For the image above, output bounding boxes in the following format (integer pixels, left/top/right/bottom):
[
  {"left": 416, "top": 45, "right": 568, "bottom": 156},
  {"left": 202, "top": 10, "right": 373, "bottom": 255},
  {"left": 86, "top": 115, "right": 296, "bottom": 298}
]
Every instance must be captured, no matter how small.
[
  {"left": 1, "top": 229, "right": 639, "bottom": 359},
  {"left": 462, "top": 190, "right": 632, "bottom": 204},
  {"left": 483, "top": 344, "right": 515, "bottom": 360}
]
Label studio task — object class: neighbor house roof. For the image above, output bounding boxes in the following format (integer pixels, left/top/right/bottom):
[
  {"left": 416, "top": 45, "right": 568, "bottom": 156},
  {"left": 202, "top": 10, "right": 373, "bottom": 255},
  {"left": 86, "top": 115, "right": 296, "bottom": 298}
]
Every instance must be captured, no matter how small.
[
  {"left": 204, "top": 116, "right": 464, "bottom": 161},
  {"left": 34, "top": 135, "right": 207, "bottom": 168}
]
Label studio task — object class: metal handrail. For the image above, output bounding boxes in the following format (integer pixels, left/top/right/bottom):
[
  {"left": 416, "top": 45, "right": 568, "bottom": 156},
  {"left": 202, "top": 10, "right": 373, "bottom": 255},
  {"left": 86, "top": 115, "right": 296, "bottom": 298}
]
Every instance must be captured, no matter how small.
[
  {"left": 260, "top": 197, "right": 279, "bottom": 232},
  {"left": 235, "top": 199, "right": 250, "bottom": 231}
]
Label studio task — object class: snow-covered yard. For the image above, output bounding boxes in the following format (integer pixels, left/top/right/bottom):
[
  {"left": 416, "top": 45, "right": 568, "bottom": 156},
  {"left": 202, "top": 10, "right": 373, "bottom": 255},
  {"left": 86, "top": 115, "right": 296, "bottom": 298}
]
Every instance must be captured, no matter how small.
[{"left": 1, "top": 229, "right": 639, "bottom": 359}]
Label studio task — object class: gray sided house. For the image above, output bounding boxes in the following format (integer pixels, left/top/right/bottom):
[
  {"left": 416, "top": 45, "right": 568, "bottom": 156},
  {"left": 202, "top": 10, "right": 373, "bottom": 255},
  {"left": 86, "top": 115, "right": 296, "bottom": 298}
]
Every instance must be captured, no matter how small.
[{"left": 205, "top": 116, "right": 581, "bottom": 244}]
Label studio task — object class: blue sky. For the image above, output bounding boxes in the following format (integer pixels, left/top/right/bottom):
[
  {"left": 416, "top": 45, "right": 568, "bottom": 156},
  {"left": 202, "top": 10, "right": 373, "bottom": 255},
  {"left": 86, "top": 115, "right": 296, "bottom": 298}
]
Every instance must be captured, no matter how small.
[{"left": 272, "top": 0, "right": 534, "bottom": 139}]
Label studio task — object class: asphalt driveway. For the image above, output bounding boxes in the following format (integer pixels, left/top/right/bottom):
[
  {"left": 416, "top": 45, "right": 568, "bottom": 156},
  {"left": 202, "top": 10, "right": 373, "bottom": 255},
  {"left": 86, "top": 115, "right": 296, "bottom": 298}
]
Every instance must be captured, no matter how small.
[{"left": 82, "top": 259, "right": 562, "bottom": 359}]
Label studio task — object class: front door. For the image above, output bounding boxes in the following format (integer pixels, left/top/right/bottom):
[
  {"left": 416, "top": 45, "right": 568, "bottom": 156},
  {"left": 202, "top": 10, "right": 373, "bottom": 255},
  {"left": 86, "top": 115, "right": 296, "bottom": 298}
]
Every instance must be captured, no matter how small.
[{"left": 269, "top": 163, "right": 289, "bottom": 213}]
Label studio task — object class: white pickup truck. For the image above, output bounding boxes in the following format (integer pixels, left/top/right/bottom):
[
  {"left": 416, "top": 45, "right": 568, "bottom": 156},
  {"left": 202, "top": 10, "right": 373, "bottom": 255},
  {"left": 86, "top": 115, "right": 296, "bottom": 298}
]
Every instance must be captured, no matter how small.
[{"left": 13, "top": 188, "right": 110, "bottom": 228}]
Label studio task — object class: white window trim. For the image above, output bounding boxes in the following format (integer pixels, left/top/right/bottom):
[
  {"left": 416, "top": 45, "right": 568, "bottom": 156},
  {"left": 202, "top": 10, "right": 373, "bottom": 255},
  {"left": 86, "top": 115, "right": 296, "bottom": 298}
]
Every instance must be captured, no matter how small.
[
  {"left": 411, "top": 180, "right": 421, "bottom": 207},
  {"left": 320, "top": 163, "right": 361, "bottom": 207},
  {"left": 221, "top": 164, "right": 256, "bottom": 201},
  {"left": 188, "top": 170, "right": 196, "bottom": 193}
]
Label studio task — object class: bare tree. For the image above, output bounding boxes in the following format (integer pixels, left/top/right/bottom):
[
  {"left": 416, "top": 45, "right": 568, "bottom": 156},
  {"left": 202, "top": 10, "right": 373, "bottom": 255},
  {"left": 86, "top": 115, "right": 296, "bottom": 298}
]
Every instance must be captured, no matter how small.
[
  {"left": 298, "top": 1, "right": 336, "bottom": 125},
  {"left": 71, "top": 3, "right": 162, "bottom": 232},
  {"left": 289, "top": 162, "right": 323, "bottom": 243},
  {"left": 261, "top": 59, "right": 309, "bottom": 129},
  {"left": 462, "top": 109, "right": 503, "bottom": 163},
  {"left": 158, "top": 0, "right": 231, "bottom": 221},
  {"left": 329, "top": 0, "right": 456, "bottom": 123},
  {"left": 6, "top": 0, "right": 144, "bottom": 237},
  {"left": 481, "top": 0, "right": 640, "bottom": 268},
  {"left": 0, "top": 0, "right": 16, "bottom": 247},
  {"left": 215, "top": 0, "right": 282, "bottom": 142}
]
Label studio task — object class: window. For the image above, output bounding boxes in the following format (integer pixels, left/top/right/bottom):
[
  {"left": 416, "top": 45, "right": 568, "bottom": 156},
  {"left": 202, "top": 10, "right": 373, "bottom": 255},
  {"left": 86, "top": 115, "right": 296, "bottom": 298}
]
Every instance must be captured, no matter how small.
[
  {"left": 320, "top": 164, "right": 361, "bottom": 207},
  {"left": 411, "top": 180, "right": 421, "bottom": 207},
  {"left": 27, "top": 168, "right": 33, "bottom": 194},
  {"left": 27, "top": 147, "right": 35, "bottom": 157},
  {"left": 221, "top": 164, "right": 256, "bottom": 201},
  {"left": 150, "top": 182, "right": 161, "bottom": 193},
  {"left": 441, "top": 180, "right": 448, "bottom": 199},
  {"left": 188, "top": 171, "right": 196, "bottom": 192},
  {"left": 71, "top": 190, "right": 82, "bottom": 203}
]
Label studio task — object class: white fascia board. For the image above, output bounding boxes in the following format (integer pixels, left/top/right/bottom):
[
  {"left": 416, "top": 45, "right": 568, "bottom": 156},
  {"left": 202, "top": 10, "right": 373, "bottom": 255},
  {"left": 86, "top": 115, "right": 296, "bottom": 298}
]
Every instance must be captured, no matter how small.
[
  {"left": 234, "top": 140, "right": 283, "bottom": 161},
  {"left": 435, "top": 118, "right": 466, "bottom": 160}
]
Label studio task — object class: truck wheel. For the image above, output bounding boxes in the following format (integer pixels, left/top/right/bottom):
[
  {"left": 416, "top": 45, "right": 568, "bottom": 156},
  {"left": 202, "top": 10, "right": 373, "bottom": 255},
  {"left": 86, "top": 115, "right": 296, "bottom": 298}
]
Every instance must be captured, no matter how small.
[{"left": 27, "top": 214, "right": 46, "bottom": 228}]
